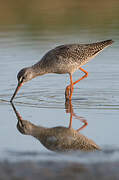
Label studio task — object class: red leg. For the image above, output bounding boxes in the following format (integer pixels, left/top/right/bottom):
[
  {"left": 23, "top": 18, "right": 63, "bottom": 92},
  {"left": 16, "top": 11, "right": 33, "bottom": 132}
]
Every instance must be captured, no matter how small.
[
  {"left": 73, "top": 67, "right": 88, "bottom": 85},
  {"left": 69, "top": 74, "right": 74, "bottom": 100},
  {"left": 65, "top": 67, "right": 88, "bottom": 99}
]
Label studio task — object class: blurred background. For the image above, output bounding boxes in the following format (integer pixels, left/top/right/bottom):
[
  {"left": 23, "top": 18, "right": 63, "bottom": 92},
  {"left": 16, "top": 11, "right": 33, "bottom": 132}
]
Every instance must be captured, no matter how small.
[{"left": 1, "top": 0, "right": 119, "bottom": 36}]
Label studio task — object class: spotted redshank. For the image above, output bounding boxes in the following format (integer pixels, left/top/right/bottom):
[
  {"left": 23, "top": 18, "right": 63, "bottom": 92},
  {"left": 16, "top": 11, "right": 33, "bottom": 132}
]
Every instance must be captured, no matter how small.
[{"left": 10, "top": 39, "right": 114, "bottom": 102}]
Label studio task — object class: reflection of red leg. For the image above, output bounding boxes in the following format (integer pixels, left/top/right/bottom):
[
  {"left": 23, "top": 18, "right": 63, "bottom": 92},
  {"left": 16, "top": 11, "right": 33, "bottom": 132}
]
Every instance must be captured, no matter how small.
[
  {"left": 66, "top": 100, "right": 73, "bottom": 128},
  {"left": 65, "top": 67, "right": 88, "bottom": 99},
  {"left": 76, "top": 118, "right": 88, "bottom": 132},
  {"left": 72, "top": 112, "right": 88, "bottom": 132},
  {"left": 69, "top": 113, "right": 88, "bottom": 130},
  {"left": 69, "top": 112, "right": 73, "bottom": 128},
  {"left": 65, "top": 74, "right": 74, "bottom": 100},
  {"left": 69, "top": 113, "right": 88, "bottom": 131},
  {"left": 66, "top": 100, "right": 88, "bottom": 130}
]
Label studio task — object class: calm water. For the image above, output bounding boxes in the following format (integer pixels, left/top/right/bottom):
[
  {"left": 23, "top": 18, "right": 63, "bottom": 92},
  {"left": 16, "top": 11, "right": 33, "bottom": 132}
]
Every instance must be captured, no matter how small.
[{"left": 0, "top": 0, "right": 119, "bottom": 163}]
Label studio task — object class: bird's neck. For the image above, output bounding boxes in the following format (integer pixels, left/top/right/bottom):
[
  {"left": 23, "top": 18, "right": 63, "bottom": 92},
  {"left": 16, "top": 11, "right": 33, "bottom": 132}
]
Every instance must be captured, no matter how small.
[{"left": 31, "top": 60, "right": 47, "bottom": 77}]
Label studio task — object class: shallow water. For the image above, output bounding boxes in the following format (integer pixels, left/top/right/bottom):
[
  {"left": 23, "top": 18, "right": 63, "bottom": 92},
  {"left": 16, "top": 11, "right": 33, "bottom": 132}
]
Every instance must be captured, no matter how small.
[{"left": 0, "top": 1, "right": 119, "bottom": 163}]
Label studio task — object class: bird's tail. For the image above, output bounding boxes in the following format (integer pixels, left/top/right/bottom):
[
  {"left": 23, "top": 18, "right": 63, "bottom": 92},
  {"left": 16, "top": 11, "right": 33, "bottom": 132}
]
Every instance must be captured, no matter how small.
[
  {"left": 99, "top": 39, "right": 114, "bottom": 46},
  {"left": 92, "top": 39, "right": 114, "bottom": 50}
]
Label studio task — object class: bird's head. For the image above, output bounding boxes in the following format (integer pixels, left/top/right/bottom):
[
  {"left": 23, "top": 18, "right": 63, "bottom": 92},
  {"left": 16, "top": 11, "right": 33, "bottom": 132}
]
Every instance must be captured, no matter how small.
[
  {"left": 10, "top": 67, "right": 34, "bottom": 102},
  {"left": 17, "top": 67, "right": 34, "bottom": 84}
]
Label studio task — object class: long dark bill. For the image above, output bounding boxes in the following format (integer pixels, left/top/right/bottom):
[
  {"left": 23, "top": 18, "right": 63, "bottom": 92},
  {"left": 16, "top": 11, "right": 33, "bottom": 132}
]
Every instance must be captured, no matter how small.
[{"left": 10, "top": 82, "right": 23, "bottom": 102}]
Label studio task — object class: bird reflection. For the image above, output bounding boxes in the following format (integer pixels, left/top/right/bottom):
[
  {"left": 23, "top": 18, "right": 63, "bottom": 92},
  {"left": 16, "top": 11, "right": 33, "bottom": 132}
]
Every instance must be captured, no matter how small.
[{"left": 11, "top": 101, "right": 100, "bottom": 152}]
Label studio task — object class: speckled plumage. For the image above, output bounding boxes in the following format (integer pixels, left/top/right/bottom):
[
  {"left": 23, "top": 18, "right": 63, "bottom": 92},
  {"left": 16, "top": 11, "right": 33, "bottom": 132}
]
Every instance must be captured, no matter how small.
[{"left": 32, "top": 39, "right": 113, "bottom": 75}]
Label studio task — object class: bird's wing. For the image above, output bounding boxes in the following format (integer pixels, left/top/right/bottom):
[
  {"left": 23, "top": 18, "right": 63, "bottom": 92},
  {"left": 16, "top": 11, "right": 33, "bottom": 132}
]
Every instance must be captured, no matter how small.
[{"left": 54, "top": 40, "right": 113, "bottom": 60}]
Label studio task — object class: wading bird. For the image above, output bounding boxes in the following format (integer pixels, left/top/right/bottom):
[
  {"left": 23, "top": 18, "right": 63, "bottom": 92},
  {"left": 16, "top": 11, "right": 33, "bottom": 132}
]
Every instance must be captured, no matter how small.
[{"left": 10, "top": 40, "right": 113, "bottom": 102}]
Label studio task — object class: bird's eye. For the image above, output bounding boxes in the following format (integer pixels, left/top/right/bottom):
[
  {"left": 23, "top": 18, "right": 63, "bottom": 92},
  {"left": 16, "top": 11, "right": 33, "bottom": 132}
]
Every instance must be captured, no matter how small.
[{"left": 19, "top": 77, "right": 25, "bottom": 83}]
